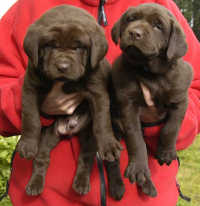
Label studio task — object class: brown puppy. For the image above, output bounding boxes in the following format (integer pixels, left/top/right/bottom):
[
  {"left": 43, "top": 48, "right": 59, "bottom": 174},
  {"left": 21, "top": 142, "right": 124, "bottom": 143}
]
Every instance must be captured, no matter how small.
[
  {"left": 111, "top": 3, "right": 193, "bottom": 197},
  {"left": 16, "top": 5, "right": 124, "bottom": 199}
]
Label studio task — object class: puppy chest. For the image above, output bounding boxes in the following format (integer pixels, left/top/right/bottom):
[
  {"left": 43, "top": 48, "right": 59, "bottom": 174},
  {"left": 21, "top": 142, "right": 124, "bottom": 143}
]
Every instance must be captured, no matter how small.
[
  {"left": 62, "top": 81, "right": 84, "bottom": 93},
  {"left": 124, "top": 79, "right": 173, "bottom": 110},
  {"left": 138, "top": 80, "right": 176, "bottom": 112}
]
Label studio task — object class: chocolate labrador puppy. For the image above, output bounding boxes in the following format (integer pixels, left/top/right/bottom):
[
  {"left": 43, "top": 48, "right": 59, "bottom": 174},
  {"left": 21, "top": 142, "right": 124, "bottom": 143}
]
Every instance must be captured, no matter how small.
[
  {"left": 111, "top": 3, "right": 193, "bottom": 197},
  {"left": 16, "top": 5, "right": 124, "bottom": 199}
]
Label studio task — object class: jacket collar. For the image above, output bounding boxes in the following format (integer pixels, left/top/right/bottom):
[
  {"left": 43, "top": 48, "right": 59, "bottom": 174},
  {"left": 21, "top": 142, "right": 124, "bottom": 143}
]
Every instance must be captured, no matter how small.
[{"left": 81, "top": 0, "right": 119, "bottom": 6}]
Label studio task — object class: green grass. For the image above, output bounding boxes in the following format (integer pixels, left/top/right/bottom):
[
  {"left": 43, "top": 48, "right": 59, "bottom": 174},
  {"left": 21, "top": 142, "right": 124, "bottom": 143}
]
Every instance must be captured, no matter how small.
[
  {"left": 0, "top": 135, "right": 199, "bottom": 206},
  {"left": 177, "top": 135, "right": 200, "bottom": 206},
  {"left": 0, "top": 136, "right": 18, "bottom": 206}
]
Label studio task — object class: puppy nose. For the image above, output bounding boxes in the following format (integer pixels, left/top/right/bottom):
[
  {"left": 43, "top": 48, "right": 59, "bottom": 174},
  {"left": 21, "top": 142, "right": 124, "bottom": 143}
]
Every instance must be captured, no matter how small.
[
  {"left": 129, "top": 28, "right": 143, "bottom": 40},
  {"left": 68, "top": 119, "right": 78, "bottom": 129},
  {"left": 57, "top": 62, "right": 70, "bottom": 73}
]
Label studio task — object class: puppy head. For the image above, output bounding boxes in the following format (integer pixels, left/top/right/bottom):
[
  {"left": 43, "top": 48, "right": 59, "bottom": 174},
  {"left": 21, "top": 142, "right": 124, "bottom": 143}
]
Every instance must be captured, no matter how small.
[
  {"left": 111, "top": 3, "right": 187, "bottom": 61},
  {"left": 24, "top": 19, "right": 108, "bottom": 81}
]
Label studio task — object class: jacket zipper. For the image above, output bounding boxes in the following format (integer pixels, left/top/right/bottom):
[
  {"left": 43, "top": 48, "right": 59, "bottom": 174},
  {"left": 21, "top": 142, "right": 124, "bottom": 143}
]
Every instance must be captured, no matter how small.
[{"left": 98, "top": 0, "right": 108, "bottom": 26}]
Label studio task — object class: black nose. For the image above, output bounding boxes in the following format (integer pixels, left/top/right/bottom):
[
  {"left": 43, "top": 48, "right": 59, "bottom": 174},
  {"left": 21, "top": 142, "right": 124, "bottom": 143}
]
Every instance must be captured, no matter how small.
[
  {"left": 56, "top": 62, "right": 70, "bottom": 73},
  {"left": 129, "top": 28, "right": 143, "bottom": 40}
]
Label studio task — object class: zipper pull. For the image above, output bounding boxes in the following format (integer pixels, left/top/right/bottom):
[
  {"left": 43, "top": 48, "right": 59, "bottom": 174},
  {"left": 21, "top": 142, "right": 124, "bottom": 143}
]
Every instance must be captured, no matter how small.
[{"left": 98, "top": 0, "right": 108, "bottom": 26}]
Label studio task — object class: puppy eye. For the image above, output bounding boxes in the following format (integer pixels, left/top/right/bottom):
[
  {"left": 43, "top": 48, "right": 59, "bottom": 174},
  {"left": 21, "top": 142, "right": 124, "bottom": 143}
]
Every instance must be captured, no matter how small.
[
  {"left": 44, "top": 40, "right": 59, "bottom": 49},
  {"left": 77, "top": 46, "right": 85, "bottom": 49},
  {"left": 126, "top": 15, "right": 137, "bottom": 22},
  {"left": 44, "top": 44, "right": 58, "bottom": 50},
  {"left": 45, "top": 45, "right": 53, "bottom": 49},
  {"left": 153, "top": 21, "right": 163, "bottom": 31}
]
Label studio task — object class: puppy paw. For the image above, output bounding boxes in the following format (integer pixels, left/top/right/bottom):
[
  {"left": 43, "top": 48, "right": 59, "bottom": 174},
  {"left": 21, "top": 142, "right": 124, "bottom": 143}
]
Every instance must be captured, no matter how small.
[
  {"left": 140, "top": 178, "right": 157, "bottom": 197},
  {"left": 124, "top": 162, "right": 157, "bottom": 197},
  {"left": 17, "top": 139, "right": 38, "bottom": 159},
  {"left": 108, "top": 176, "right": 125, "bottom": 200},
  {"left": 72, "top": 172, "right": 90, "bottom": 195},
  {"left": 155, "top": 147, "right": 177, "bottom": 166},
  {"left": 98, "top": 138, "right": 123, "bottom": 162},
  {"left": 26, "top": 174, "right": 45, "bottom": 196}
]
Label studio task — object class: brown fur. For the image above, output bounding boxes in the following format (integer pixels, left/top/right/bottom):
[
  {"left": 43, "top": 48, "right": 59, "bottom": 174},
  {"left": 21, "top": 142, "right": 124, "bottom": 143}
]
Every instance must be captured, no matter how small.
[
  {"left": 17, "top": 5, "right": 124, "bottom": 199},
  {"left": 111, "top": 3, "right": 193, "bottom": 197}
]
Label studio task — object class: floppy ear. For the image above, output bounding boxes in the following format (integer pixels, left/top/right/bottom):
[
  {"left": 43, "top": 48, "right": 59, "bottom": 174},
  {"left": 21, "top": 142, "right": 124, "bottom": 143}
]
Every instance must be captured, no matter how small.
[
  {"left": 90, "top": 27, "right": 108, "bottom": 69},
  {"left": 23, "top": 26, "right": 41, "bottom": 68},
  {"left": 111, "top": 20, "right": 121, "bottom": 45},
  {"left": 111, "top": 7, "right": 133, "bottom": 45},
  {"left": 166, "top": 20, "right": 187, "bottom": 60}
]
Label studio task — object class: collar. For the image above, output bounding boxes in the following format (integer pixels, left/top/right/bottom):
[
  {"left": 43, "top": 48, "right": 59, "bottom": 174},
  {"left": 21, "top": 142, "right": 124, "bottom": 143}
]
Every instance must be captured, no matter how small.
[{"left": 80, "top": 0, "right": 119, "bottom": 6}]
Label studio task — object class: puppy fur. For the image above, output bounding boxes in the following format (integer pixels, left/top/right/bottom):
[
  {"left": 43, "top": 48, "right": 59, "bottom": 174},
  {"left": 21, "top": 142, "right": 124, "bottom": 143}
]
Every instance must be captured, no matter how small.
[
  {"left": 17, "top": 5, "right": 124, "bottom": 200},
  {"left": 111, "top": 3, "right": 193, "bottom": 197}
]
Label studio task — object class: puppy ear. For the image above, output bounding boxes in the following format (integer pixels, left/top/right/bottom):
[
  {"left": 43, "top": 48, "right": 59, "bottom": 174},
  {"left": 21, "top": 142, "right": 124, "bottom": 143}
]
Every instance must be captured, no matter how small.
[
  {"left": 90, "top": 28, "right": 108, "bottom": 69},
  {"left": 166, "top": 20, "right": 187, "bottom": 60},
  {"left": 23, "top": 27, "right": 40, "bottom": 68},
  {"left": 111, "top": 20, "right": 121, "bottom": 45},
  {"left": 111, "top": 7, "right": 133, "bottom": 45}
]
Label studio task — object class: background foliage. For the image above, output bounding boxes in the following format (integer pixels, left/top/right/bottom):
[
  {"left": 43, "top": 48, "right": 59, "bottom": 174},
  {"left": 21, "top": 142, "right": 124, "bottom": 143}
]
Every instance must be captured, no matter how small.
[
  {"left": 0, "top": 136, "right": 18, "bottom": 206},
  {"left": 174, "top": 0, "right": 200, "bottom": 40}
]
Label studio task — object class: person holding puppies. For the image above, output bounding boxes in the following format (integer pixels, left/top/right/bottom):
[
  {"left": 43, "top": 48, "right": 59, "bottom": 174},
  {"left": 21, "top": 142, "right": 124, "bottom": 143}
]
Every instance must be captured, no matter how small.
[{"left": 0, "top": 0, "right": 200, "bottom": 206}]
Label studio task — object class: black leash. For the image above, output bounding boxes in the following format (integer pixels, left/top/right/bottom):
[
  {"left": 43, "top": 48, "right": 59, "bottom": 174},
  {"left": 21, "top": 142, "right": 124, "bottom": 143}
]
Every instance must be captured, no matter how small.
[
  {"left": 97, "top": 2, "right": 108, "bottom": 205},
  {"left": 176, "top": 182, "right": 191, "bottom": 202},
  {"left": 96, "top": 152, "right": 107, "bottom": 206},
  {"left": 176, "top": 156, "right": 191, "bottom": 202}
]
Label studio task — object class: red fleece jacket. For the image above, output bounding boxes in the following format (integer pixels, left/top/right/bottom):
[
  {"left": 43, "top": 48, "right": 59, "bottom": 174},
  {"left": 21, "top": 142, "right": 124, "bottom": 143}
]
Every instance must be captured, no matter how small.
[{"left": 0, "top": 0, "right": 199, "bottom": 205}]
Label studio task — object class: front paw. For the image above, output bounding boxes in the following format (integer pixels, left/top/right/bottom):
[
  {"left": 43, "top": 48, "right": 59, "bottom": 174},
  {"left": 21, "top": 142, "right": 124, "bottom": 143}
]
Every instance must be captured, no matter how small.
[
  {"left": 26, "top": 174, "right": 45, "bottom": 196},
  {"left": 17, "top": 139, "right": 38, "bottom": 159},
  {"left": 108, "top": 175, "right": 125, "bottom": 200},
  {"left": 155, "top": 146, "right": 177, "bottom": 166},
  {"left": 98, "top": 138, "right": 123, "bottom": 162},
  {"left": 72, "top": 172, "right": 90, "bottom": 195},
  {"left": 124, "top": 162, "right": 157, "bottom": 197}
]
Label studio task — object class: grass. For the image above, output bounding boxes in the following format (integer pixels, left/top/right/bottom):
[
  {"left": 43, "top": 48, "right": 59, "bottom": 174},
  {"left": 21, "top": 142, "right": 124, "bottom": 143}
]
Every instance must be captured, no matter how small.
[
  {"left": 0, "top": 135, "right": 199, "bottom": 206},
  {"left": 177, "top": 134, "right": 200, "bottom": 206},
  {"left": 0, "top": 136, "right": 19, "bottom": 206}
]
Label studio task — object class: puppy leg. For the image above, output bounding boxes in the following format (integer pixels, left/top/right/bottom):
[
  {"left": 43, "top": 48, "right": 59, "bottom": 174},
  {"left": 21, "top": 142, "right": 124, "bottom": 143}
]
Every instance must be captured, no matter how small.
[
  {"left": 104, "top": 160, "right": 125, "bottom": 200},
  {"left": 17, "top": 73, "right": 43, "bottom": 160},
  {"left": 72, "top": 128, "right": 96, "bottom": 195},
  {"left": 86, "top": 93, "right": 123, "bottom": 162},
  {"left": 156, "top": 100, "right": 188, "bottom": 165},
  {"left": 120, "top": 103, "right": 157, "bottom": 197},
  {"left": 17, "top": 96, "right": 41, "bottom": 159},
  {"left": 26, "top": 124, "right": 60, "bottom": 196}
]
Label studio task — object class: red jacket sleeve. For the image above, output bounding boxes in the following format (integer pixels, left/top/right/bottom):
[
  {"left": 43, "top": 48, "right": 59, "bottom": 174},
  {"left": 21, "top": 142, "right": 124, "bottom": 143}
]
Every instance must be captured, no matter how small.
[
  {"left": 0, "top": 2, "right": 25, "bottom": 136},
  {"left": 157, "top": 0, "right": 200, "bottom": 150},
  {"left": 0, "top": 2, "right": 54, "bottom": 137}
]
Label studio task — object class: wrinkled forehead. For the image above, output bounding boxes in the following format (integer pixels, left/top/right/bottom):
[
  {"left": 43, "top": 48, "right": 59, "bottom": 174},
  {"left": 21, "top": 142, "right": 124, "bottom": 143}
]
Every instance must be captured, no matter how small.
[
  {"left": 43, "top": 23, "right": 91, "bottom": 47},
  {"left": 125, "top": 4, "right": 172, "bottom": 23}
]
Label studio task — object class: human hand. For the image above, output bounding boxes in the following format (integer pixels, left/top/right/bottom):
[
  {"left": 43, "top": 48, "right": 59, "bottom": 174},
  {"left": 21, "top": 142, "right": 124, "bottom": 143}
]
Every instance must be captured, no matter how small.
[{"left": 41, "top": 82, "right": 83, "bottom": 115}]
